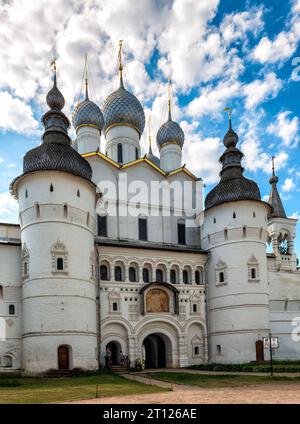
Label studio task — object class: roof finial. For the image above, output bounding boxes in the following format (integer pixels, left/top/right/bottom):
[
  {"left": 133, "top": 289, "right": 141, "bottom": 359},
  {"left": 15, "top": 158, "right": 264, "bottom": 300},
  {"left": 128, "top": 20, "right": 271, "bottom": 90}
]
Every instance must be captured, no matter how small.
[
  {"left": 148, "top": 114, "right": 153, "bottom": 154},
  {"left": 224, "top": 106, "right": 232, "bottom": 129},
  {"left": 84, "top": 53, "right": 89, "bottom": 100},
  {"left": 118, "top": 39, "right": 124, "bottom": 87},
  {"left": 50, "top": 57, "right": 57, "bottom": 87},
  {"left": 269, "top": 155, "right": 279, "bottom": 184},
  {"left": 168, "top": 78, "right": 172, "bottom": 121}
]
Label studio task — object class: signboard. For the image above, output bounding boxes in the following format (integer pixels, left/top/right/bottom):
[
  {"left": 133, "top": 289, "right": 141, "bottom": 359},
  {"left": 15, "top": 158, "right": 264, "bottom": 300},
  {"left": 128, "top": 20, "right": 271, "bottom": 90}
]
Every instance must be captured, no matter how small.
[{"left": 263, "top": 337, "right": 279, "bottom": 349}]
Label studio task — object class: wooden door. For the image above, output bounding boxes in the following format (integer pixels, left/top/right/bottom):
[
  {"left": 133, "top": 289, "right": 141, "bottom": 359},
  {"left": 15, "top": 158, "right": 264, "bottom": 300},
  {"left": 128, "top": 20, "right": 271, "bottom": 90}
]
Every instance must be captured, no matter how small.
[
  {"left": 58, "top": 345, "right": 69, "bottom": 370},
  {"left": 255, "top": 340, "right": 264, "bottom": 362}
]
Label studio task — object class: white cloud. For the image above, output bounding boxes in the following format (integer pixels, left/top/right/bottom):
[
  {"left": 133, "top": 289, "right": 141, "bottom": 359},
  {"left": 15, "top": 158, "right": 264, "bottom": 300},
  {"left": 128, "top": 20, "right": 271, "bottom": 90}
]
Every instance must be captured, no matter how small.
[
  {"left": 290, "top": 211, "right": 300, "bottom": 219},
  {"left": 186, "top": 80, "right": 241, "bottom": 118},
  {"left": 0, "top": 91, "right": 38, "bottom": 134},
  {"left": 267, "top": 111, "right": 299, "bottom": 148},
  {"left": 238, "top": 109, "right": 289, "bottom": 174},
  {"left": 243, "top": 72, "right": 282, "bottom": 109},
  {"left": 220, "top": 8, "right": 264, "bottom": 44},
  {"left": 262, "top": 194, "right": 269, "bottom": 202},
  {"left": 0, "top": 191, "right": 18, "bottom": 223},
  {"left": 281, "top": 178, "right": 295, "bottom": 192},
  {"left": 251, "top": 1, "right": 300, "bottom": 65}
]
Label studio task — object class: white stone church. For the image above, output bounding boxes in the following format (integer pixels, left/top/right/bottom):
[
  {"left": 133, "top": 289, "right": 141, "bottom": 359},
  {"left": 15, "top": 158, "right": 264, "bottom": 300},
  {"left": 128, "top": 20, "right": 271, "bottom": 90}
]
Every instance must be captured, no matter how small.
[{"left": 0, "top": 48, "right": 300, "bottom": 373}]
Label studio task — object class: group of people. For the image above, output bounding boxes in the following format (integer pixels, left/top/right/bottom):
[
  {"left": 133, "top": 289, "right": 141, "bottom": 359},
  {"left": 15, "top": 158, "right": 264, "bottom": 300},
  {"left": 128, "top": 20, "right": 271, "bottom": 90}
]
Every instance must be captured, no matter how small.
[{"left": 105, "top": 346, "right": 127, "bottom": 368}]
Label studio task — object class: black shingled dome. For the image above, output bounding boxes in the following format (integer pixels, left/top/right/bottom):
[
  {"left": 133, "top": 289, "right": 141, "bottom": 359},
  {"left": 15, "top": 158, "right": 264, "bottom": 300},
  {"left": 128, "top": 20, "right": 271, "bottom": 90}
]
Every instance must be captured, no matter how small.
[{"left": 205, "top": 118, "right": 261, "bottom": 210}]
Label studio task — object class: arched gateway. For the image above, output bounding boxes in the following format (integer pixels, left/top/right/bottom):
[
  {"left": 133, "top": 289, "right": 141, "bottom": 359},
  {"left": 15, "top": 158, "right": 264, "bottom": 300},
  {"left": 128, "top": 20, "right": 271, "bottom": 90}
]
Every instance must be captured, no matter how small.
[{"left": 142, "top": 332, "right": 172, "bottom": 368}]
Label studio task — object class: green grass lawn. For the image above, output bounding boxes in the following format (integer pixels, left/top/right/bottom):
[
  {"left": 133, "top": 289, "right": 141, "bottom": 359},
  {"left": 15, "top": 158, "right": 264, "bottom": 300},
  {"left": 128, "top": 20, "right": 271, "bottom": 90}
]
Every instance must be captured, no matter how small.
[
  {"left": 0, "top": 372, "right": 166, "bottom": 404},
  {"left": 146, "top": 372, "right": 300, "bottom": 388}
]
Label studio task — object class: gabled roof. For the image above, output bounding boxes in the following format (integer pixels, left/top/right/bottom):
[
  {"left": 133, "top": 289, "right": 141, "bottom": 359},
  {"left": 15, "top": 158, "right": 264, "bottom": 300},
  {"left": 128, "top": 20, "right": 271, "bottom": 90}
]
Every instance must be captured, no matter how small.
[{"left": 82, "top": 152, "right": 199, "bottom": 181}]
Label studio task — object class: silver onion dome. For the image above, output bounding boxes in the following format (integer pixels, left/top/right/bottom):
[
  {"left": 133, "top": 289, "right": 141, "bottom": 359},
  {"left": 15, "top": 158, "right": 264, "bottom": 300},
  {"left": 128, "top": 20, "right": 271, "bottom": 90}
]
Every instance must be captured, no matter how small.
[
  {"left": 156, "top": 117, "right": 185, "bottom": 149},
  {"left": 102, "top": 84, "right": 145, "bottom": 136},
  {"left": 72, "top": 99, "right": 104, "bottom": 132}
]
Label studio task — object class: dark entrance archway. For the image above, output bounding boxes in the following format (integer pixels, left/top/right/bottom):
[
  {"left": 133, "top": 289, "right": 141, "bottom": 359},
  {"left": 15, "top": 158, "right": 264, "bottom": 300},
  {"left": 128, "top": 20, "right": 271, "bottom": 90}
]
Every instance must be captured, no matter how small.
[
  {"left": 106, "top": 342, "right": 119, "bottom": 365},
  {"left": 58, "top": 345, "right": 70, "bottom": 370},
  {"left": 143, "top": 334, "right": 167, "bottom": 368},
  {"left": 255, "top": 340, "right": 264, "bottom": 362}
]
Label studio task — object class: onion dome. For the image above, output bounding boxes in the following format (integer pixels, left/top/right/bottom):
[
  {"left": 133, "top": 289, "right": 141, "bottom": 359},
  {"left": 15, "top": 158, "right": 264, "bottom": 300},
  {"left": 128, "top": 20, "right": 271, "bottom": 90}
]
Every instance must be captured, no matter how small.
[
  {"left": 102, "top": 41, "right": 145, "bottom": 137},
  {"left": 102, "top": 82, "right": 145, "bottom": 136},
  {"left": 268, "top": 157, "right": 286, "bottom": 218},
  {"left": 156, "top": 117, "right": 185, "bottom": 149},
  {"left": 72, "top": 79, "right": 104, "bottom": 132},
  {"left": 10, "top": 62, "right": 92, "bottom": 195},
  {"left": 156, "top": 80, "right": 184, "bottom": 149},
  {"left": 205, "top": 112, "right": 261, "bottom": 210}
]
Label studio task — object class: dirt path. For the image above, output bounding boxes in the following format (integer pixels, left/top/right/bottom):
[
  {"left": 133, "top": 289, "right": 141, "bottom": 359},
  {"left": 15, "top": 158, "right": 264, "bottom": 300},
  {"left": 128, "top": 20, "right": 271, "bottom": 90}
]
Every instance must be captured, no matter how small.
[{"left": 68, "top": 383, "right": 300, "bottom": 404}]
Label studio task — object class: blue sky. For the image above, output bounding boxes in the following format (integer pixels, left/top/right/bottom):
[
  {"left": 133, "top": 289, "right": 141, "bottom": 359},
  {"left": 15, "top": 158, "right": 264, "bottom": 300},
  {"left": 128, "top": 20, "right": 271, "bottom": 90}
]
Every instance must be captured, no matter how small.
[{"left": 0, "top": 0, "right": 300, "bottom": 255}]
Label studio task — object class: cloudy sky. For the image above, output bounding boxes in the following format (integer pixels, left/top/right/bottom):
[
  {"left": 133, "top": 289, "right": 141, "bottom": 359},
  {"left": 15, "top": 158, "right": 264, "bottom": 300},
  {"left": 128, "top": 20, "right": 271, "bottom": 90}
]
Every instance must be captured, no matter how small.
[{"left": 0, "top": 0, "right": 300, "bottom": 253}]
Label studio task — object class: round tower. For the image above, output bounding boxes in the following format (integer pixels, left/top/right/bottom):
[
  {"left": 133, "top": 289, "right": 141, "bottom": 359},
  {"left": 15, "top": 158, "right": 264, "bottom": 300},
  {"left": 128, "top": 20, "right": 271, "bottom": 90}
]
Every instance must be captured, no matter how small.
[
  {"left": 10, "top": 63, "right": 98, "bottom": 374},
  {"left": 102, "top": 41, "right": 145, "bottom": 164},
  {"left": 156, "top": 79, "right": 184, "bottom": 173},
  {"left": 201, "top": 111, "right": 270, "bottom": 363}
]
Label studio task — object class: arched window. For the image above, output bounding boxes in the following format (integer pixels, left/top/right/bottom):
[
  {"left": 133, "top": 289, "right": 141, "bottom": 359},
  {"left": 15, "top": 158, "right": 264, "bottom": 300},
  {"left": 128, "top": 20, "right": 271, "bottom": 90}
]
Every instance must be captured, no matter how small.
[
  {"left": 77, "top": 189, "right": 80, "bottom": 197},
  {"left": 57, "top": 258, "right": 64, "bottom": 271},
  {"left": 0, "top": 285, "right": 3, "bottom": 300},
  {"left": 170, "top": 269, "right": 176, "bottom": 284},
  {"left": 35, "top": 203, "right": 40, "bottom": 218},
  {"left": 117, "top": 143, "right": 123, "bottom": 164},
  {"left": 138, "top": 217, "right": 147, "bottom": 241},
  {"left": 243, "top": 226, "right": 247, "bottom": 238},
  {"left": 9, "top": 304, "right": 15, "bottom": 315},
  {"left": 233, "top": 212, "right": 236, "bottom": 219},
  {"left": 129, "top": 267, "right": 137, "bottom": 282},
  {"left": 50, "top": 183, "right": 54, "bottom": 192},
  {"left": 143, "top": 268, "right": 150, "bottom": 283},
  {"left": 224, "top": 229, "right": 228, "bottom": 240},
  {"left": 100, "top": 265, "right": 108, "bottom": 281},
  {"left": 183, "top": 270, "right": 189, "bottom": 284},
  {"left": 97, "top": 215, "right": 107, "bottom": 237},
  {"left": 135, "top": 147, "right": 139, "bottom": 160},
  {"left": 115, "top": 266, "right": 123, "bottom": 282},
  {"left": 213, "top": 217, "right": 216, "bottom": 223},
  {"left": 195, "top": 270, "right": 200, "bottom": 285},
  {"left": 25, "top": 189, "right": 28, "bottom": 198},
  {"left": 178, "top": 220, "right": 186, "bottom": 245},
  {"left": 156, "top": 269, "right": 163, "bottom": 283},
  {"left": 63, "top": 204, "right": 68, "bottom": 219},
  {"left": 24, "top": 262, "right": 28, "bottom": 276}
]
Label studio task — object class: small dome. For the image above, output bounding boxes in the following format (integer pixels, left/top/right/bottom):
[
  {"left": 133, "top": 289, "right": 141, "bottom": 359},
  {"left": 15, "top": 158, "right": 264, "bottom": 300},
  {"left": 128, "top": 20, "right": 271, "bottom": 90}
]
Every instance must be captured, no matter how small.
[
  {"left": 72, "top": 99, "right": 104, "bottom": 132},
  {"left": 102, "top": 85, "right": 145, "bottom": 136},
  {"left": 269, "top": 174, "right": 279, "bottom": 184},
  {"left": 146, "top": 152, "right": 160, "bottom": 167},
  {"left": 223, "top": 126, "right": 238, "bottom": 148},
  {"left": 156, "top": 119, "right": 184, "bottom": 149},
  {"left": 46, "top": 84, "right": 65, "bottom": 111}
]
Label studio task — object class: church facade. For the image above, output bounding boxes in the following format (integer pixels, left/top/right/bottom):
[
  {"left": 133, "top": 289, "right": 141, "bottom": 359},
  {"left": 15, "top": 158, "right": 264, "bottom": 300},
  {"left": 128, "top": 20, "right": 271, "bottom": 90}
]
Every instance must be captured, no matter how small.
[{"left": 0, "top": 50, "right": 300, "bottom": 373}]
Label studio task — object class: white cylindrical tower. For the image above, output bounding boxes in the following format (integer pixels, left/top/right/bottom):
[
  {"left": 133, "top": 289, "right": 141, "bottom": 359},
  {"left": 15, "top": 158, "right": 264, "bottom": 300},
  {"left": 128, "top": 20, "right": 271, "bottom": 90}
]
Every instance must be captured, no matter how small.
[
  {"left": 202, "top": 115, "right": 270, "bottom": 363},
  {"left": 10, "top": 69, "right": 98, "bottom": 374},
  {"left": 105, "top": 125, "right": 140, "bottom": 164},
  {"left": 101, "top": 41, "right": 145, "bottom": 164}
]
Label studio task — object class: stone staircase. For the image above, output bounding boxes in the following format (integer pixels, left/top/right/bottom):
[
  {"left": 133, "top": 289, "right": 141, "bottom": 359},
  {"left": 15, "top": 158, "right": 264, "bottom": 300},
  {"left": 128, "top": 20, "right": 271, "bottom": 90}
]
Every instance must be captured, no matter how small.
[{"left": 111, "top": 365, "right": 129, "bottom": 375}]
